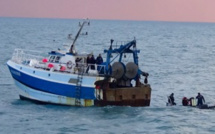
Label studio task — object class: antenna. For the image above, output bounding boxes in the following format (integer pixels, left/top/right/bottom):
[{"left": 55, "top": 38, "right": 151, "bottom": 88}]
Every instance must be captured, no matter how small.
[{"left": 69, "top": 19, "right": 90, "bottom": 54}]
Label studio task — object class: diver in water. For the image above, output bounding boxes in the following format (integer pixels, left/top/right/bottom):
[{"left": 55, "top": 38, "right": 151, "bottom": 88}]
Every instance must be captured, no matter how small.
[
  {"left": 168, "top": 93, "right": 176, "bottom": 105},
  {"left": 182, "top": 97, "right": 197, "bottom": 106},
  {"left": 182, "top": 97, "right": 189, "bottom": 106},
  {"left": 196, "top": 93, "right": 205, "bottom": 106}
]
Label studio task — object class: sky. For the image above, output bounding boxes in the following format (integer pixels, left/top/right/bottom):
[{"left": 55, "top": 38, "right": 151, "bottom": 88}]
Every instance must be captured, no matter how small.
[{"left": 1, "top": 0, "right": 215, "bottom": 22}]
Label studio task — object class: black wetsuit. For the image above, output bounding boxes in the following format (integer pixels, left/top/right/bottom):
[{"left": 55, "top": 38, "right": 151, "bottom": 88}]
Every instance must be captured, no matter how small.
[
  {"left": 168, "top": 95, "right": 176, "bottom": 105},
  {"left": 196, "top": 95, "right": 205, "bottom": 106}
]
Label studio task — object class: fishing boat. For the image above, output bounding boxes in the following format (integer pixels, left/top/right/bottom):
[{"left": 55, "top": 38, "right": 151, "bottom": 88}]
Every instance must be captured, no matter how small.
[{"left": 7, "top": 20, "right": 151, "bottom": 107}]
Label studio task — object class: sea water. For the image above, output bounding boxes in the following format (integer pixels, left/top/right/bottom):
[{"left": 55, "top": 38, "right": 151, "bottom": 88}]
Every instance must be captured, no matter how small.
[{"left": 1, "top": 17, "right": 215, "bottom": 134}]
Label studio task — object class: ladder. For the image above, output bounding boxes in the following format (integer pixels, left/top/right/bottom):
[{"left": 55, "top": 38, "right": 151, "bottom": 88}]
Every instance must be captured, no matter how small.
[{"left": 75, "top": 66, "right": 84, "bottom": 106}]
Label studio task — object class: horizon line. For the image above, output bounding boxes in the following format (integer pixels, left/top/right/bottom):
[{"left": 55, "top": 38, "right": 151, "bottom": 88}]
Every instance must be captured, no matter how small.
[{"left": 1, "top": 16, "right": 215, "bottom": 24}]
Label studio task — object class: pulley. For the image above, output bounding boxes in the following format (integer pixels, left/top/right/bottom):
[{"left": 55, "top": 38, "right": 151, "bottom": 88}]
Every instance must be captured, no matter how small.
[
  {"left": 111, "top": 62, "right": 125, "bottom": 79},
  {"left": 125, "top": 62, "right": 138, "bottom": 79}
]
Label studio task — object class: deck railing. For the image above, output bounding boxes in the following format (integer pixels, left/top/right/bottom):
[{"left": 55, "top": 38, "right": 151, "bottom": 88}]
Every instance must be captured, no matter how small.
[
  {"left": 11, "top": 49, "right": 107, "bottom": 76},
  {"left": 11, "top": 49, "right": 46, "bottom": 64},
  {"left": 73, "top": 63, "right": 106, "bottom": 76}
]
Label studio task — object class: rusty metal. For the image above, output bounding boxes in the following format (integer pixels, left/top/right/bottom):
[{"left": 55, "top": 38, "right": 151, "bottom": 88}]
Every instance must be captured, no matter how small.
[{"left": 94, "top": 79, "right": 151, "bottom": 107}]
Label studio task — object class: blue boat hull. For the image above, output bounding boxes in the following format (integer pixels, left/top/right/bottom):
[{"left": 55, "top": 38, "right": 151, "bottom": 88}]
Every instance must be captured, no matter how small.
[
  {"left": 7, "top": 60, "right": 101, "bottom": 106},
  {"left": 8, "top": 66, "right": 95, "bottom": 99}
]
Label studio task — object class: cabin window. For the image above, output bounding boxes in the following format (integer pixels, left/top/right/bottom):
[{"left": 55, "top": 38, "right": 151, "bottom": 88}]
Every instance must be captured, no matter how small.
[
  {"left": 49, "top": 56, "right": 55, "bottom": 62},
  {"left": 55, "top": 56, "right": 61, "bottom": 63},
  {"left": 49, "top": 56, "right": 61, "bottom": 63}
]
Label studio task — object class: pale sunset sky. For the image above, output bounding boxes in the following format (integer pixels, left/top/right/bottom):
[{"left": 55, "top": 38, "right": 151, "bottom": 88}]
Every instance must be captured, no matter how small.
[{"left": 1, "top": 0, "right": 215, "bottom": 22}]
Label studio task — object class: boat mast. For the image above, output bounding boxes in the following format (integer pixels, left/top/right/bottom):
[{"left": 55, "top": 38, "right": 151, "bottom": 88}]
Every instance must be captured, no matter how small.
[{"left": 69, "top": 19, "right": 90, "bottom": 53}]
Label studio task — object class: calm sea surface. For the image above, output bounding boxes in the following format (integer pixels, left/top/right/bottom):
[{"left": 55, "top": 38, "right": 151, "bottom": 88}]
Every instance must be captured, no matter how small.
[{"left": 1, "top": 17, "right": 215, "bottom": 134}]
